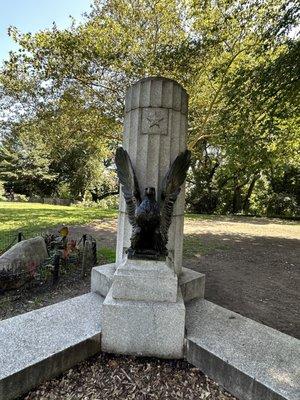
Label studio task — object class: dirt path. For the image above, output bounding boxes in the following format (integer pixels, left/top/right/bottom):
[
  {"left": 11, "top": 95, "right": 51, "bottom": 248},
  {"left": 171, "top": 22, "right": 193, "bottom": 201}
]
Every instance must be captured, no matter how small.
[
  {"left": 184, "top": 216, "right": 300, "bottom": 339},
  {"left": 67, "top": 216, "right": 300, "bottom": 338},
  {"left": 1, "top": 216, "right": 299, "bottom": 339}
]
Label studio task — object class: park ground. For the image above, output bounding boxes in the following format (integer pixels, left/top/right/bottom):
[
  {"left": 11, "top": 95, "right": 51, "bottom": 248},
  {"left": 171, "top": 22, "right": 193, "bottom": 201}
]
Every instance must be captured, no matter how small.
[{"left": 0, "top": 202, "right": 299, "bottom": 340}]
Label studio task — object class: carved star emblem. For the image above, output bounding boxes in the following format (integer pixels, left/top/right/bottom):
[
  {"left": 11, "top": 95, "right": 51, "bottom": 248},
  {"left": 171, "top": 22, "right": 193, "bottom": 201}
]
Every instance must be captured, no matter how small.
[{"left": 147, "top": 112, "right": 164, "bottom": 128}]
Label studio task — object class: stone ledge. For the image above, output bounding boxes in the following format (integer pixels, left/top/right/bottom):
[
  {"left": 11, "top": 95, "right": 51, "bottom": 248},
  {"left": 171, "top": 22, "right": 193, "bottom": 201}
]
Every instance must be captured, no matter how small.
[
  {"left": 91, "top": 263, "right": 115, "bottom": 297},
  {"left": 0, "top": 293, "right": 103, "bottom": 400},
  {"left": 1, "top": 292, "right": 298, "bottom": 400},
  {"left": 186, "top": 299, "right": 300, "bottom": 400},
  {"left": 91, "top": 264, "right": 205, "bottom": 303},
  {"left": 179, "top": 268, "right": 205, "bottom": 302}
]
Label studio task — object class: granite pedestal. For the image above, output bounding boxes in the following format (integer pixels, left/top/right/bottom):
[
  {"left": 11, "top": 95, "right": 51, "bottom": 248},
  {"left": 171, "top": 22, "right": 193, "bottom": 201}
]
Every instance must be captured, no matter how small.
[
  {"left": 101, "top": 287, "right": 185, "bottom": 358},
  {"left": 101, "top": 255, "right": 186, "bottom": 358},
  {"left": 111, "top": 259, "right": 178, "bottom": 302}
]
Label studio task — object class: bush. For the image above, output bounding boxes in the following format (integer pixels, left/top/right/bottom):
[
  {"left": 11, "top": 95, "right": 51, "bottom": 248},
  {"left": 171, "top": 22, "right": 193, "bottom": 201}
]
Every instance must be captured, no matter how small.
[
  {"left": 75, "top": 195, "right": 118, "bottom": 209},
  {"left": 15, "top": 194, "right": 29, "bottom": 202},
  {"left": 56, "top": 182, "right": 72, "bottom": 200},
  {"left": 97, "top": 195, "right": 118, "bottom": 209},
  {"left": 266, "top": 192, "right": 299, "bottom": 217}
]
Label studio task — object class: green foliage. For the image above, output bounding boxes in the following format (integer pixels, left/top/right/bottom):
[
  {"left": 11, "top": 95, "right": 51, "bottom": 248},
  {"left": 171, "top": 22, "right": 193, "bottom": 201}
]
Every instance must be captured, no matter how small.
[
  {"left": 266, "top": 192, "right": 299, "bottom": 217},
  {"left": 76, "top": 195, "right": 118, "bottom": 209},
  {"left": 56, "top": 182, "right": 72, "bottom": 199},
  {"left": 0, "top": 0, "right": 299, "bottom": 215},
  {"left": 0, "top": 130, "right": 57, "bottom": 196}
]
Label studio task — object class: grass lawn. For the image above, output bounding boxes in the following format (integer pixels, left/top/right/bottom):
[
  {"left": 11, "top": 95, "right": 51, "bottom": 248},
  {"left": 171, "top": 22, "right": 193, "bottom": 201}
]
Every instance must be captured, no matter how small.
[
  {"left": 0, "top": 202, "right": 117, "bottom": 253},
  {"left": 1, "top": 201, "right": 298, "bottom": 255}
]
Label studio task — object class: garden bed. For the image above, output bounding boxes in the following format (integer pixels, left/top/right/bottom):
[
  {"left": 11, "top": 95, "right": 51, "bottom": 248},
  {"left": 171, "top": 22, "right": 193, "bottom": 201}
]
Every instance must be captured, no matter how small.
[{"left": 23, "top": 353, "right": 237, "bottom": 400}]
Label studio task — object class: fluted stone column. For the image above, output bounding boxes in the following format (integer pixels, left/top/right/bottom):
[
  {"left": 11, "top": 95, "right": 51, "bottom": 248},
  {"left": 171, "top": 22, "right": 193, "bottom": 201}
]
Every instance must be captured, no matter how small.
[{"left": 116, "top": 77, "right": 188, "bottom": 275}]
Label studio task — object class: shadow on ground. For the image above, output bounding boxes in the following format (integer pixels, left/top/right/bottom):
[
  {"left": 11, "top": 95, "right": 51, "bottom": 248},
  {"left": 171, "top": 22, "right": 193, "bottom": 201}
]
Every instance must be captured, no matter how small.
[
  {"left": 184, "top": 233, "right": 300, "bottom": 339},
  {"left": 2, "top": 216, "right": 299, "bottom": 340}
]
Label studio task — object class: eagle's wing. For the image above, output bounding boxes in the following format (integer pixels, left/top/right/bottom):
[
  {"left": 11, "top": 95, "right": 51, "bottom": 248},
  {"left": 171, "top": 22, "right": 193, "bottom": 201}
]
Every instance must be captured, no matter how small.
[
  {"left": 115, "top": 147, "right": 141, "bottom": 227},
  {"left": 160, "top": 150, "right": 191, "bottom": 245}
]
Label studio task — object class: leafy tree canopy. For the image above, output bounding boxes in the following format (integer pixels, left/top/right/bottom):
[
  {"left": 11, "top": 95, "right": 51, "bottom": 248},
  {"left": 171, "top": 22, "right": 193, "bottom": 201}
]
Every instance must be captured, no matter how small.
[{"left": 0, "top": 0, "right": 299, "bottom": 214}]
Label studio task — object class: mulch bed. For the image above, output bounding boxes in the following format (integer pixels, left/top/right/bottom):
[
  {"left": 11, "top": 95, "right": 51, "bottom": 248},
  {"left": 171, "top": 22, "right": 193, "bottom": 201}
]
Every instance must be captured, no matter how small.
[{"left": 23, "top": 353, "right": 237, "bottom": 400}]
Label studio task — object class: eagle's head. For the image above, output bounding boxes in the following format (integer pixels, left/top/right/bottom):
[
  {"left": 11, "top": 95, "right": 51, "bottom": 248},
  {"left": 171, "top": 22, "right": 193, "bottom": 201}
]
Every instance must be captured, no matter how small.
[{"left": 144, "top": 187, "right": 156, "bottom": 199}]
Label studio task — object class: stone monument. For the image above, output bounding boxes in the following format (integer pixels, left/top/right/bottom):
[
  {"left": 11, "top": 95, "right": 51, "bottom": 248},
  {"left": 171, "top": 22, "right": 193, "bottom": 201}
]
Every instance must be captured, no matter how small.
[
  {"left": 116, "top": 77, "right": 188, "bottom": 274},
  {"left": 1, "top": 78, "right": 296, "bottom": 400},
  {"left": 92, "top": 77, "right": 205, "bottom": 358}
]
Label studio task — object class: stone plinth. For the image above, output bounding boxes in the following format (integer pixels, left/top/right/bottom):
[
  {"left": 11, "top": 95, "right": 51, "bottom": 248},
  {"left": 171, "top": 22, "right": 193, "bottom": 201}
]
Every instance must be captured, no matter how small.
[
  {"left": 179, "top": 268, "right": 205, "bottom": 303},
  {"left": 91, "top": 264, "right": 205, "bottom": 303},
  {"left": 116, "top": 77, "right": 188, "bottom": 274},
  {"left": 111, "top": 259, "right": 178, "bottom": 303},
  {"left": 102, "top": 288, "right": 185, "bottom": 358}
]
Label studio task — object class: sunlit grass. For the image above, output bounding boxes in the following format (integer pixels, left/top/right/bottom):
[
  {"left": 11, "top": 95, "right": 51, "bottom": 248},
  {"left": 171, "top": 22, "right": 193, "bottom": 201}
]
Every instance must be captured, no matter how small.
[
  {"left": 97, "top": 247, "right": 116, "bottom": 263},
  {"left": 0, "top": 202, "right": 117, "bottom": 253}
]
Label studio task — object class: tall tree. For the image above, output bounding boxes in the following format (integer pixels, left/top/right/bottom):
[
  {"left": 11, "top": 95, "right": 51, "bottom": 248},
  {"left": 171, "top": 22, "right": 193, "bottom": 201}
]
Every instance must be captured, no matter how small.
[{"left": 0, "top": 0, "right": 299, "bottom": 212}]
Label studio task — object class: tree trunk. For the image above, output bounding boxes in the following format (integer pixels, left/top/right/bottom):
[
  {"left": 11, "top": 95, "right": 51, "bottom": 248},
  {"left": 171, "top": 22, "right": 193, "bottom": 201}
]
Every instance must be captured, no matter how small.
[
  {"left": 232, "top": 180, "right": 243, "bottom": 214},
  {"left": 243, "top": 175, "right": 259, "bottom": 214}
]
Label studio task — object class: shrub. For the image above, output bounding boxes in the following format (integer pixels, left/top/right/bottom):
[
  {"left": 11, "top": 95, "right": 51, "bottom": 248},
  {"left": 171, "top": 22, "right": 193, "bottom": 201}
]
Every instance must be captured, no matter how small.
[
  {"left": 74, "top": 195, "right": 118, "bottom": 209},
  {"left": 14, "top": 194, "right": 28, "bottom": 202},
  {"left": 266, "top": 192, "right": 299, "bottom": 217}
]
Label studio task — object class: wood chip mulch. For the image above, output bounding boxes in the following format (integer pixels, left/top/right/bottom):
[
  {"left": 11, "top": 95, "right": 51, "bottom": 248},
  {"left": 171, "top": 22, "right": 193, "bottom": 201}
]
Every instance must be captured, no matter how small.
[{"left": 23, "top": 353, "right": 237, "bottom": 400}]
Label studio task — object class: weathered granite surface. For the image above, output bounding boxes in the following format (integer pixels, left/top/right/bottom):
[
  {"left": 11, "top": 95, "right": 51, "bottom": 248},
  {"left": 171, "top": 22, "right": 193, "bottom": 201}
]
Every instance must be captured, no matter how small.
[
  {"left": 0, "top": 293, "right": 103, "bottom": 400},
  {"left": 91, "top": 263, "right": 116, "bottom": 297},
  {"left": 91, "top": 264, "right": 205, "bottom": 303},
  {"left": 116, "top": 77, "right": 188, "bottom": 274},
  {"left": 186, "top": 299, "right": 300, "bottom": 400},
  {"left": 102, "top": 287, "right": 186, "bottom": 358},
  {"left": 1, "top": 292, "right": 298, "bottom": 400},
  {"left": 0, "top": 236, "right": 48, "bottom": 290},
  {"left": 111, "top": 259, "right": 178, "bottom": 302},
  {"left": 178, "top": 268, "right": 205, "bottom": 302}
]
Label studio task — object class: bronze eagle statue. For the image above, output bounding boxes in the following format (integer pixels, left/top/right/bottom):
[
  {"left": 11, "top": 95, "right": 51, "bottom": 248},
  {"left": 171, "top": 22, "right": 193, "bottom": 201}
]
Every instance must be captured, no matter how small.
[{"left": 115, "top": 147, "right": 191, "bottom": 260}]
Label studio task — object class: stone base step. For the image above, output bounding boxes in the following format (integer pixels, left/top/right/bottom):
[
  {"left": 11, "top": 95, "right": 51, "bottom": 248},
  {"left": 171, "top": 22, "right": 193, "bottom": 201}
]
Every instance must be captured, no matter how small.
[
  {"left": 91, "top": 264, "right": 205, "bottom": 303},
  {"left": 102, "top": 287, "right": 185, "bottom": 358},
  {"left": 91, "top": 263, "right": 115, "bottom": 297},
  {"left": 0, "top": 293, "right": 103, "bottom": 400},
  {"left": 186, "top": 299, "right": 300, "bottom": 400},
  {"left": 179, "top": 267, "right": 205, "bottom": 302}
]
